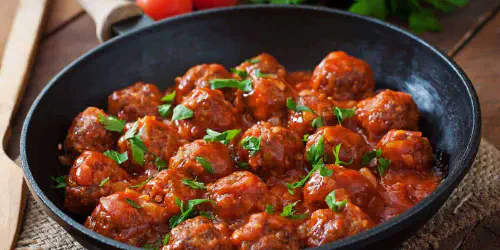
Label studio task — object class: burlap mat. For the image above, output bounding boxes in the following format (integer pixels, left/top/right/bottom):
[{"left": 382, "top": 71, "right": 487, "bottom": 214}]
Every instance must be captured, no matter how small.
[{"left": 15, "top": 139, "right": 500, "bottom": 250}]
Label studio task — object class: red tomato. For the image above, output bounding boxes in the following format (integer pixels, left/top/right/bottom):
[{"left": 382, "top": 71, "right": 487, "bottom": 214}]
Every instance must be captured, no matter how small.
[
  {"left": 193, "top": 0, "right": 237, "bottom": 10},
  {"left": 136, "top": 0, "right": 193, "bottom": 21}
]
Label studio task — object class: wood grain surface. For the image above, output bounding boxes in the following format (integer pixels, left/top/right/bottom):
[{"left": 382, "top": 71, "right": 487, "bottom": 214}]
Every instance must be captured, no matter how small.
[{"left": 5, "top": 1, "right": 500, "bottom": 249}]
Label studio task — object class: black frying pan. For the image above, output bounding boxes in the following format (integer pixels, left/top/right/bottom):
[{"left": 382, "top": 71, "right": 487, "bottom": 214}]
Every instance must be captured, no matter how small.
[{"left": 21, "top": 5, "right": 481, "bottom": 250}]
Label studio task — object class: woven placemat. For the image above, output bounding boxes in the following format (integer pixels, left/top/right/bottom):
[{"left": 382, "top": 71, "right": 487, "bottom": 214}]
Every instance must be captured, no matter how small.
[{"left": 15, "top": 139, "right": 500, "bottom": 250}]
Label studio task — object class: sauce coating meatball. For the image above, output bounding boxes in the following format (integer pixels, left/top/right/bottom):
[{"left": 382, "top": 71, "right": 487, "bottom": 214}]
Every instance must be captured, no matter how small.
[
  {"left": 305, "top": 126, "right": 369, "bottom": 169},
  {"left": 108, "top": 82, "right": 162, "bottom": 122},
  {"left": 65, "top": 107, "right": 117, "bottom": 155},
  {"left": 310, "top": 51, "right": 374, "bottom": 101},
  {"left": 175, "top": 88, "right": 241, "bottom": 140},
  {"left": 205, "top": 171, "right": 270, "bottom": 220},
  {"left": 303, "top": 164, "right": 384, "bottom": 221},
  {"left": 65, "top": 151, "right": 129, "bottom": 214},
  {"left": 378, "top": 130, "right": 434, "bottom": 170},
  {"left": 266, "top": 168, "right": 307, "bottom": 211},
  {"left": 287, "top": 90, "right": 337, "bottom": 136},
  {"left": 117, "top": 116, "right": 180, "bottom": 175},
  {"left": 169, "top": 140, "right": 235, "bottom": 183},
  {"left": 235, "top": 53, "right": 287, "bottom": 80},
  {"left": 175, "top": 64, "right": 233, "bottom": 104},
  {"left": 163, "top": 216, "right": 232, "bottom": 250},
  {"left": 85, "top": 189, "right": 166, "bottom": 246},
  {"left": 231, "top": 212, "right": 300, "bottom": 250},
  {"left": 298, "top": 205, "right": 375, "bottom": 247},
  {"left": 237, "top": 122, "right": 304, "bottom": 176},
  {"left": 356, "top": 90, "right": 420, "bottom": 142}
]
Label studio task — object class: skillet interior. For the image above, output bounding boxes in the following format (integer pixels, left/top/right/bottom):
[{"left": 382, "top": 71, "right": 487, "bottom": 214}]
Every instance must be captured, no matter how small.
[{"left": 21, "top": 5, "right": 480, "bottom": 250}]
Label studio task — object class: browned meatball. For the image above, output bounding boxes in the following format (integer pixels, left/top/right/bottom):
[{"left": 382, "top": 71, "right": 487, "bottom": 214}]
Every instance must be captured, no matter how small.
[
  {"left": 237, "top": 122, "right": 305, "bottom": 176},
  {"left": 298, "top": 205, "right": 375, "bottom": 247},
  {"left": 303, "top": 164, "right": 384, "bottom": 221},
  {"left": 175, "top": 64, "right": 233, "bottom": 104},
  {"left": 65, "top": 107, "right": 117, "bottom": 155},
  {"left": 266, "top": 168, "right": 306, "bottom": 211},
  {"left": 117, "top": 116, "right": 180, "bottom": 175},
  {"left": 85, "top": 189, "right": 166, "bottom": 246},
  {"left": 235, "top": 53, "right": 293, "bottom": 125},
  {"left": 231, "top": 212, "right": 300, "bottom": 250},
  {"left": 377, "top": 130, "right": 433, "bottom": 170},
  {"left": 142, "top": 169, "right": 199, "bottom": 220},
  {"left": 64, "top": 151, "right": 129, "bottom": 214},
  {"left": 310, "top": 51, "right": 374, "bottom": 101},
  {"left": 205, "top": 171, "right": 270, "bottom": 220},
  {"left": 305, "top": 126, "right": 370, "bottom": 169},
  {"left": 169, "top": 140, "right": 235, "bottom": 183},
  {"left": 356, "top": 90, "right": 420, "bottom": 142},
  {"left": 163, "top": 216, "right": 232, "bottom": 250},
  {"left": 108, "top": 82, "right": 162, "bottom": 121},
  {"left": 175, "top": 88, "right": 241, "bottom": 140}
]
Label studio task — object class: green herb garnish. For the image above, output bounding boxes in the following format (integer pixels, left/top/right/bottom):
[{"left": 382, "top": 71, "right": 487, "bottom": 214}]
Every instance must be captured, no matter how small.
[
  {"left": 129, "top": 177, "right": 152, "bottom": 189},
  {"left": 162, "top": 234, "right": 170, "bottom": 247},
  {"left": 210, "top": 79, "right": 253, "bottom": 92},
  {"left": 200, "top": 211, "right": 215, "bottom": 220},
  {"left": 98, "top": 114, "right": 125, "bottom": 132},
  {"left": 241, "top": 136, "right": 261, "bottom": 156},
  {"left": 158, "top": 104, "right": 172, "bottom": 117},
  {"left": 155, "top": 157, "right": 167, "bottom": 171},
  {"left": 280, "top": 201, "right": 307, "bottom": 219},
  {"left": 325, "top": 190, "right": 348, "bottom": 212},
  {"left": 332, "top": 144, "right": 353, "bottom": 166},
  {"left": 99, "top": 177, "right": 110, "bottom": 187},
  {"left": 231, "top": 68, "right": 248, "bottom": 79},
  {"left": 334, "top": 107, "right": 356, "bottom": 125},
  {"left": 203, "top": 128, "right": 241, "bottom": 145},
  {"left": 286, "top": 97, "right": 316, "bottom": 115},
  {"left": 306, "top": 135, "right": 324, "bottom": 164},
  {"left": 265, "top": 204, "right": 275, "bottom": 215},
  {"left": 181, "top": 177, "right": 206, "bottom": 190},
  {"left": 123, "top": 121, "right": 138, "bottom": 140},
  {"left": 172, "top": 105, "right": 193, "bottom": 121},
  {"left": 50, "top": 175, "right": 67, "bottom": 189},
  {"left": 129, "top": 135, "right": 147, "bottom": 166},
  {"left": 235, "top": 161, "right": 250, "bottom": 170},
  {"left": 246, "top": 58, "right": 260, "bottom": 64},
  {"left": 169, "top": 199, "right": 215, "bottom": 228},
  {"left": 312, "top": 117, "right": 324, "bottom": 128},
  {"left": 361, "top": 149, "right": 382, "bottom": 166},
  {"left": 103, "top": 150, "right": 128, "bottom": 165},
  {"left": 377, "top": 158, "right": 391, "bottom": 177},
  {"left": 195, "top": 156, "right": 214, "bottom": 174},
  {"left": 161, "top": 91, "right": 176, "bottom": 103},
  {"left": 303, "top": 134, "right": 310, "bottom": 143},
  {"left": 125, "top": 198, "right": 142, "bottom": 209}
]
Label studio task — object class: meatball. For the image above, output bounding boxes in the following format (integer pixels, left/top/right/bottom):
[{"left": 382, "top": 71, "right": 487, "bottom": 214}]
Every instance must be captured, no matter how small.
[
  {"left": 235, "top": 53, "right": 293, "bottom": 125},
  {"left": 65, "top": 151, "right": 129, "bottom": 214},
  {"left": 142, "top": 169, "right": 199, "bottom": 219},
  {"left": 163, "top": 216, "right": 232, "bottom": 250},
  {"left": 175, "top": 64, "right": 234, "bottom": 104},
  {"left": 205, "top": 171, "right": 270, "bottom": 220},
  {"left": 85, "top": 189, "right": 166, "bottom": 246},
  {"left": 169, "top": 140, "right": 235, "bottom": 183},
  {"left": 298, "top": 205, "right": 375, "bottom": 247},
  {"left": 108, "top": 82, "right": 162, "bottom": 121},
  {"left": 303, "top": 164, "right": 384, "bottom": 220},
  {"left": 286, "top": 71, "right": 313, "bottom": 90},
  {"left": 118, "top": 116, "right": 180, "bottom": 175},
  {"left": 356, "top": 90, "right": 420, "bottom": 142},
  {"left": 310, "top": 51, "right": 374, "bottom": 101},
  {"left": 231, "top": 212, "right": 300, "bottom": 250},
  {"left": 65, "top": 107, "right": 117, "bottom": 155},
  {"left": 237, "top": 122, "right": 304, "bottom": 176},
  {"left": 175, "top": 88, "right": 241, "bottom": 140},
  {"left": 266, "top": 168, "right": 306, "bottom": 211},
  {"left": 287, "top": 90, "right": 337, "bottom": 136},
  {"left": 305, "top": 126, "right": 369, "bottom": 169},
  {"left": 377, "top": 130, "right": 434, "bottom": 170}
]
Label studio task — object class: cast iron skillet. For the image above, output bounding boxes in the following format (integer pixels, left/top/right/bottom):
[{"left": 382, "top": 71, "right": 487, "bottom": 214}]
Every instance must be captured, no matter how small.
[{"left": 21, "top": 5, "right": 481, "bottom": 250}]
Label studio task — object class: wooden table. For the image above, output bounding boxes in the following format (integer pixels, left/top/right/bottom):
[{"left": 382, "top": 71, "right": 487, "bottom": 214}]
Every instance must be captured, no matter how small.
[{"left": 2, "top": 0, "right": 500, "bottom": 249}]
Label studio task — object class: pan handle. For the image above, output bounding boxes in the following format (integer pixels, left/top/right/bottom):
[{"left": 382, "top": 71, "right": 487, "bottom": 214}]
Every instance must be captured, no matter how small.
[{"left": 77, "top": 0, "right": 143, "bottom": 42}]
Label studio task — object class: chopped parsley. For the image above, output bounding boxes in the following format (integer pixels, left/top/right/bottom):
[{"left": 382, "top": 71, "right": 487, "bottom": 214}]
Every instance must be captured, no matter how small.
[
  {"left": 306, "top": 135, "right": 325, "bottom": 165},
  {"left": 181, "top": 177, "right": 206, "bottom": 190},
  {"left": 286, "top": 162, "right": 322, "bottom": 195},
  {"left": 265, "top": 204, "right": 275, "bottom": 215},
  {"left": 155, "top": 157, "right": 167, "bottom": 171},
  {"left": 312, "top": 117, "right": 324, "bottom": 128},
  {"left": 195, "top": 156, "right": 214, "bottom": 174},
  {"left": 50, "top": 175, "right": 67, "bottom": 189},
  {"left": 235, "top": 161, "right": 250, "bottom": 170},
  {"left": 280, "top": 201, "right": 307, "bottom": 219},
  {"left": 162, "top": 234, "right": 170, "bottom": 247},
  {"left": 231, "top": 68, "right": 248, "bottom": 79},
  {"left": 199, "top": 211, "right": 215, "bottom": 220},
  {"left": 169, "top": 199, "right": 215, "bottom": 228},
  {"left": 123, "top": 121, "right": 138, "bottom": 140},
  {"left": 245, "top": 58, "right": 260, "bottom": 64},
  {"left": 103, "top": 150, "right": 128, "bottom": 165},
  {"left": 332, "top": 143, "right": 353, "bottom": 166},
  {"left": 161, "top": 91, "right": 176, "bottom": 103},
  {"left": 377, "top": 158, "right": 391, "bottom": 177},
  {"left": 334, "top": 107, "right": 356, "bottom": 125},
  {"left": 99, "top": 177, "right": 110, "bottom": 187},
  {"left": 286, "top": 97, "right": 317, "bottom": 115},
  {"left": 158, "top": 104, "right": 172, "bottom": 117},
  {"left": 98, "top": 114, "right": 125, "bottom": 132},
  {"left": 172, "top": 105, "right": 193, "bottom": 121},
  {"left": 125, "top": 198, "right": 142, "bottom": 209},
  {"left": 129, "top": 177, "right": 152, "bottom": 189},
  {"left": 325, "top": 190, "right": 348, "bottom": 212},
  {"left": 210, "top": 79, "right": 253, "bottom": 92},
  {"left": 241, "top": 136, "right": 261, "bottom": 156},
  {"left": 129, "top": 135, "right": 147, "bottom": 166},
  {"left": 361, "top": 149, "right": 382, "bottom": 166},
  {"left": 303, "top": 134, "right": 310, "bottom": 143},
  {"left": 203, "top": 128, "right": 241, "bottom": 145},
  {"left": 254, "top": 69, "right": 275, "bottom": 79}
]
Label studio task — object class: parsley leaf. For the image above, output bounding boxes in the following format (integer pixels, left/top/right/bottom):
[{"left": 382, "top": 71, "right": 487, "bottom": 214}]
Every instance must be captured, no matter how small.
[
  {"left": 235, "top": 161, "right": 250, "bottom": 170},
  {"left": 241, "top": 136, "right": 261, "bottom": 156},
  {"left": 286, "top": 97, "right": 317, "bottom": 115},
  {"left": 161, "top": 91, "right": 176, "bottom": 103},
  {"left": 181, "top": 177, "right": 206, "bottom": 190},
  {"left": 280, "top": 201, "right": 307, "bottom": 219},
  {"left": 265, "top": 204, "right": 275, "bottom": 214},
  {"left": 129, "top": 135, "right": 147, "bottom": 166},
  {"left": 325, "top": 190, "right": 348, "bottom": 212},
  {"left": 98, "top": 114, "right": 125, "bottom": 132},
  {"left": 377, "top": 158, "right": 391, "bottom": 177},
  {"left": 254, "top": 69, "right": 276, "bottom": 79},
  {"left": 306, "top": 135, "right": 324, "bottom": 164},
  {"left": 103, "top": 150, "right": 128, "bottom": 164},
  {"left": 334, "top": 107, "right": 356, "bottom": 125},
  {"left": 361, "top": 149, "right": 382, "bottom": 166},
  {"left": 155, "top": 157, "right": 167, "bottom": 171},
  {"left": 99, "top": 177, "right": 110, "bottom": 187},
  {"left": 286, "top": 163, "right": 322, "bottom": 195},
  {"left": 303, "top": 134, "right": 310, "bottom": 143},
  {"left": 200, "top": 211, "right": 215, "bottom": 220},
  {"left": 332, "top": 144, "right": 353, "bottom": 166},
  {"left": 162, "top": 234, "right": 170, "bottom": 246},
  {"left": 129, "top": 177, "right": 152, "bottom": 189},
  {"left": 172, "top": 105, "right": 193, "bottom": 121},
  {"left": 210, "top": 79, "right": 253, "bottom": 92},
  {"left": 245, "top": 58, "right": 260, "bottom": 64},
  {"left": 125, "top": 198, "right": 142, "bottom": 209},
  {"left": 50, "top": 175, "right": 67, "bottom": 189},
  {"left": 203, "top": 128, "right": 241, "bottom": 145},
  {"left": 158, "top": 104, "right": 172, "bottom": 117},
  {"left": 169, "top": 199, "right": 215, "bottom": 228},
  {"left": 319, "top": 163, "right": 333, "bottom": 177},
  {"left": 123, "top": 121, "right": 138, "bottom": 140},
  {"left": 195, "top": 156, "right": 214, "bottom": 174},
  {"left": 312, "top": 117, "right": 324, "bottom": 128},
  {"left": 231, "top": 68, "right": 248, "bottom": 79}
]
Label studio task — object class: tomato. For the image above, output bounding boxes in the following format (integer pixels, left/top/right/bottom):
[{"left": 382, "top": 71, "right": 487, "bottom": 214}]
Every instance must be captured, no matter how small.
[
  {"left": 193, "top": 0, "right": 237, "bottom": 10},
  {"left": 136, "top": 0, "right": 193, "bottom": 21}
]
